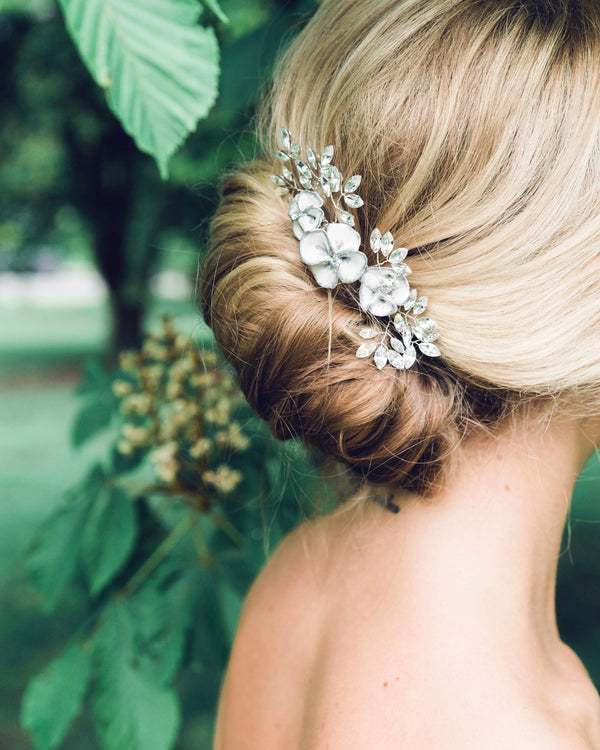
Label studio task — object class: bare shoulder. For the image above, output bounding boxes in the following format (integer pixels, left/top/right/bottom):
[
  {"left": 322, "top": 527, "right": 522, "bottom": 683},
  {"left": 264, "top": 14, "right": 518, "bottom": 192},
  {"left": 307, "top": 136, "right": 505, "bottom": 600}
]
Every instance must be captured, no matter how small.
[{"left": 212, "top": 519, "right": 328, "bottom": 750}]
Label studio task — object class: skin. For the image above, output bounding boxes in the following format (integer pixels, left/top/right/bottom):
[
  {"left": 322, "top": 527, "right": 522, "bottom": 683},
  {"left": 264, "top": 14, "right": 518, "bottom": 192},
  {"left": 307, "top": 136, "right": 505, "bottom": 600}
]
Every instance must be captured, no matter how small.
[{"left": 214, "top": 415, "right": 600, "bottom": 749}]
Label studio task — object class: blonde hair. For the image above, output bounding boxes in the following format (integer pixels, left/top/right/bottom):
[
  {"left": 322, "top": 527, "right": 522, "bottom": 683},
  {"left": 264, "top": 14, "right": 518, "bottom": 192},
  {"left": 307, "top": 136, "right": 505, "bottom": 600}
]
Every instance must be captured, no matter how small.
[{"left": 201, "top": 0, "right": 600, "bottom": 495}]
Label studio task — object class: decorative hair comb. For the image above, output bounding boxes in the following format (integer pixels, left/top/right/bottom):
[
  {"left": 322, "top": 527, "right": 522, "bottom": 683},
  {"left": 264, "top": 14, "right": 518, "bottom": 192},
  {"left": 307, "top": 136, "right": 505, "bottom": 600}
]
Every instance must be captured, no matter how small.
[{"left": 270, "top": 128, "right": 441, "bottom": 370}]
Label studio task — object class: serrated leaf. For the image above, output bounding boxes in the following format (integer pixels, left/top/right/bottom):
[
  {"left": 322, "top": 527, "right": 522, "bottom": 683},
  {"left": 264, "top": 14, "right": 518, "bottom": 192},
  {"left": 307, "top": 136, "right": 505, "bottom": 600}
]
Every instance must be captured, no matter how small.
[
  {"left": 21, "top": 643, "right": 92, "bottom": 750},
  {"left": 71, "top": 400, "right": 113, "bottom": 447},
  {"left": 81, "top": 486, "right": 137, "bottom": 596},
  {"left": 27, "top": 465, "right": 105, "bottom": 611},
  {"left": 92, "top": 605, "right": 180, "bottom": 750},
  {"left": 128, "top": 563, "right": 199, "bottom": 684},
  {"left": 201, "top": 0, "right": 228, "bottom": 24},
  {"left": 58, "top": 0, "right": 220, "bottom": 178}
]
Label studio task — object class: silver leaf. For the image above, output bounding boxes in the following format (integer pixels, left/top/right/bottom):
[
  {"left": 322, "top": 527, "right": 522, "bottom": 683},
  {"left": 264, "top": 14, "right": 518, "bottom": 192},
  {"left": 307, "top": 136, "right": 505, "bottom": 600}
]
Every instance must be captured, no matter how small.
[
  {"left": 413, "top": 296, "right": 428, "bottom": 315},
  {"left": 343, "top": 194, "right": 364, "bottom": 208},
  {"left": 374, "top": 345, "right": 389, "bottom": 370},
  {"left": 270, "top": 175, "right": 285, "bottom": 186},
  {"left": 290, "top": 143, "right": 301, "bottom": 159},
  {"left": 282, "top": 166, "right": 293, "bottom": 182},
  {"left": 306, "top": 147, "right": 318, "bottom": 170},
  {"left": 344, "top": 175, "right": 362, "bottom": 193},
  {"left": 404, "top": 289, "right": 417, "bottom": 311},
  {"left": 418, "top": 342, "right": 441, "bottom": 357},
  {"left": 404, "top": 345, "right": 417, "bottom": 369},
  {"left": 388, "top": 350, "right": 405, "bottom": 370},
  {"left": 389, "top": 337, "right": 405, "bottom": 353},
  {"left": 339, "top": 211, "right": 355, "bottom": 226},
  {"left": 389, "top": 247, "right": 408, "bottom": 264},
  {"left": 280, "top": 127, "right": 291, "bottom": 150},
  {"left": 321, "top": 145, "right": 334, "bottom": 165},
  {"left": 393, "top": 262, "right": 412, "bottom": 276},
  {"left": 360, "top": 328, "right": 380, "bottom": 339},
  {"left": 393, "top": 314, "right": 410, "bottom": 338},
  {"left": 381, "top": 231, "right": 394, "bottom": 257},
  {"left": 356, "top": 341, "right": 379, "bottom": 358},
  {"left": 370, "top": 228, "right": 382, "bottom": 253}
]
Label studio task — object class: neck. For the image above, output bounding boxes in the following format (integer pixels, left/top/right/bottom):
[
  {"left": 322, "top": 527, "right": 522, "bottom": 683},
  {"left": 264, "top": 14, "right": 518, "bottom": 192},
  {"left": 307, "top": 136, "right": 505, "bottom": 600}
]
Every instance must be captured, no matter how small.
[{"left": 353, "top": 416, "right": 594, "bottom": 691}]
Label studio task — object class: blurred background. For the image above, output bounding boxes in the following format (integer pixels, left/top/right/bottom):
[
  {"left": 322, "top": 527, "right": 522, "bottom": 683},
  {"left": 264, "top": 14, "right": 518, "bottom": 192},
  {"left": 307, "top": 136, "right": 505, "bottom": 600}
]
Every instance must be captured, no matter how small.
[{"left": 1, "top": 1, "right": 600, "bottom": 749}]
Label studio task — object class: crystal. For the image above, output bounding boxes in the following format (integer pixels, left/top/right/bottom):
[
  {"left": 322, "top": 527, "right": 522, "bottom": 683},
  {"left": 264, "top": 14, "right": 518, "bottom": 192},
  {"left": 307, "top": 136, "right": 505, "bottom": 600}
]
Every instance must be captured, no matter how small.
[
  {"left": 339, "top": 210, "right": 355, "bottom": 226},
  {"left": 276, "top": 150, "right": 289, "bottom": 161},
  {"left": 393, "top": 262, "right": 412, "bottom": 276},
  {"left": 360, "top": 328, "right": 379, "bottom": 339},
  {"left": 344, "top": 193, "right": 364, "bottom": 208},
  {"left": 306, "top": 146, "right": 318, "bottom": 170},
  {"left": 388, "top": 350, "right": 405, "bottom": 369},
  {"left": 321, "top": 145, "right": 334, "bottom": 165},
  {"left": 321, "top": 177, "right": 332, "bottom": 197},
  {"left": 374, "top": 345, "right": 388, "bottom": 370},
  {"left": 299, "top": 175, "right": 312, "bottom": 189},
  {"left": 270, "top": 175, "right": 285, "bottom": 186},
  {"left": 418, "top": 342, "right": 441, "bottom": 357},
  {"left": 422, "top": 331, "right": 440, "bottom": 343},
  {"left": 370, "top": 228, "right": 382, "bottom": 253},
  {"left": 290, "top": 143, "right": 301, "bottom": 159},
  {"left": 296, "top": 160, "right": 311, "bottom": 178},
  {"left": 322, "top": 164, "right": 341, "bottom": 193},
  {"left": 389, "top": 247, "right": 408, "bottom": 264},
  {"left": 416, "top": 317, "right": 437, "bottom": 333},
  {"left": 413, "top": 296, "right": 428, "bottom": 315},
  {"left": 344, "top": 175, "right": 362, "bottom": 193},
  {"left": 403, "top": 345, "right": 417, "bottom": 369},
  {"left": 389, "top": 337, "right": 405, "bottom": 353},
  {"left": 381, "top": 231, "right": 394, "bottom": 256},
  {"left": 393, "top": 314, "right": 410, "bottom": 338},
  {"left": 356, "top": 341, "right": 379, "bottom": 358},
  {"left": 282, "top": 166, "right": 293, "bottom": 182},
  {"left": 404, "top": 289, "right": 417, "bottom": 311},
  {"left": 280, "top": 127, "right": 291, "bottom": 150}
]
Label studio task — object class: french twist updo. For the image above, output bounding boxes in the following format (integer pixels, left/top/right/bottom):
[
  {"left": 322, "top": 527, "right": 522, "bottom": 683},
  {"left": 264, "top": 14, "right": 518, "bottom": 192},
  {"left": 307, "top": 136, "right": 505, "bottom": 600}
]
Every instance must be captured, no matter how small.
[{"left": 201, "top": 0, "right": 600, "bottom": 497}]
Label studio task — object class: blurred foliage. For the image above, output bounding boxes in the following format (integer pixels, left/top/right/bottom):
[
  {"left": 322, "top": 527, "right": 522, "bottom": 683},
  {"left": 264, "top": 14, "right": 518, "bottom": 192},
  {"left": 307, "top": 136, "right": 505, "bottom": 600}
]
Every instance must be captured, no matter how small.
[
  {"left": 21, "top": 318, "right": 332, "bottom": 750},
  {"left": 0, "top": 0, "right": 317, "bottom": 350}
]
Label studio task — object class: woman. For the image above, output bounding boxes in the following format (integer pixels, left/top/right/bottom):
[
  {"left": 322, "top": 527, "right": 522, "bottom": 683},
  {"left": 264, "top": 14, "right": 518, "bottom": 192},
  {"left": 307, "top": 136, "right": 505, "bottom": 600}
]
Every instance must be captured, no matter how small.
[{"left": 201, "top": 0, "right": 600, "bottom": 747}]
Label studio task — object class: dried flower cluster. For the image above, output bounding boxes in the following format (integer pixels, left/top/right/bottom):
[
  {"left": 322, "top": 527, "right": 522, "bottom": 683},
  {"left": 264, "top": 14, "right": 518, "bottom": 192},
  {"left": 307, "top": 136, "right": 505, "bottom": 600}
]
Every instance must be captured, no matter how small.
[{"left": 113, "top": 317, "right": 248, "bottom": 508}]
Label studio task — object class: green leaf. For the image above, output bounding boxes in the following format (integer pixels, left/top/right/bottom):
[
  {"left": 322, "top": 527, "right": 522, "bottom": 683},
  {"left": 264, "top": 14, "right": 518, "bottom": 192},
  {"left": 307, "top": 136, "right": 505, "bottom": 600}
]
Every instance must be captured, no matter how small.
[
  {"left": 21, "top": 643, "right": 92, "bottom": 750},
  {"left": 202, "top": 0, "right": 228, "bottom": 24},
  {"left": 81, "top": 485, "right": 137, "bottom": 595},
  {"left": 92, "top": 604, "right": 180, "bottom": 750},
  {"left": 71, "top": 399, "right": 114, "bottom": 447},
  {"left": 57, "top": 0, "right": 220, "bottom": 178},
  {"left": 27, "top": 465, "right": 105, "bottom": 611},
  {"left": 128, "top": 564, "right": 199, "bottom": 684},
  {"left": 217, "top": 578, "right": 244, "bottom": 646}
]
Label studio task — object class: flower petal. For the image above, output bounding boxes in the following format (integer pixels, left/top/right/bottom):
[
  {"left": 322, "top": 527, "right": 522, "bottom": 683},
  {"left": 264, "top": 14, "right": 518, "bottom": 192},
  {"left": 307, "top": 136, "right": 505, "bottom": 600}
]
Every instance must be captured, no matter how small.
[
  {"left": 369, "top": 296, "right": 398, "bottom": 317},
  {"left": 310, "top": 262, "right": 339, "bottom": 289},
  {"left": 296, "top": 190, "right": 323, "bottom": 211},
  {"left": 360, "top": 267, "right": 388, "bottom": 291},
  {"left": 326, "top": 223, "right": 361, "bottom": 254},
  {"left": 288, "top": 200, "right": 301, "bottom": 221},
  {"left": 337, "top": 251, "right": 368, "bottom": 283},
  {"left": 388, "top": 276, "right": 411, "bottom": 306},
  {"left": 298, "top": 207, "right": 324, "bottom": 233},
  {"left": 299, "top": 230, "right": 331, "bottom": 265},
  {"left": 292, "top": 219, "right": 304, "bottom": 240},
  {"left": 359, "top": 282, "right": 376, "bottom": 311}
]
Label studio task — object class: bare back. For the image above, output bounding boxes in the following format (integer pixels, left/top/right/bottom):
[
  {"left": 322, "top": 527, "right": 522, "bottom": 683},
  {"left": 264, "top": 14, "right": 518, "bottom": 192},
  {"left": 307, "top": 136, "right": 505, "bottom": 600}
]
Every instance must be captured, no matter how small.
[{"left": 213, "top": 503, "right": 599, "bottom": 750}]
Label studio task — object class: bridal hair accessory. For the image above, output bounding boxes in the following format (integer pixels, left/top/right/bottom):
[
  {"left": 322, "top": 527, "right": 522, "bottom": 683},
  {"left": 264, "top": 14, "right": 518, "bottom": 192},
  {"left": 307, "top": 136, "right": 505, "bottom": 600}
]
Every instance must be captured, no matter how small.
[{"left": 270, "top": 127, "right": 441, "bottom": 370}]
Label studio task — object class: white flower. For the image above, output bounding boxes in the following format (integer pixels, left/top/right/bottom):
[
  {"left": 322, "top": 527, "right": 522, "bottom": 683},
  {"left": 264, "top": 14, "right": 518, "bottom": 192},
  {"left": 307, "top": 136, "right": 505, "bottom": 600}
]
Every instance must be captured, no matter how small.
[
  {"left": 288, "top": 190, "right": 324, "bottom": 239},
  {"left": 359, "top": 267, "right": 410, "bottom": 317},
  {"left": 299, "top": 223, "right": 368, "bottom": 289}
]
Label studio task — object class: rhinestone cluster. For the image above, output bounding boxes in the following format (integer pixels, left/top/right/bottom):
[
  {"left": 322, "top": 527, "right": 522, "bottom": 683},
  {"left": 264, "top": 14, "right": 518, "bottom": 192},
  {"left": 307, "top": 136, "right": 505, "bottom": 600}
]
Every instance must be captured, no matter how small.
[{"left": 271, "top": 127, "right": 440, "bottom": 370}]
